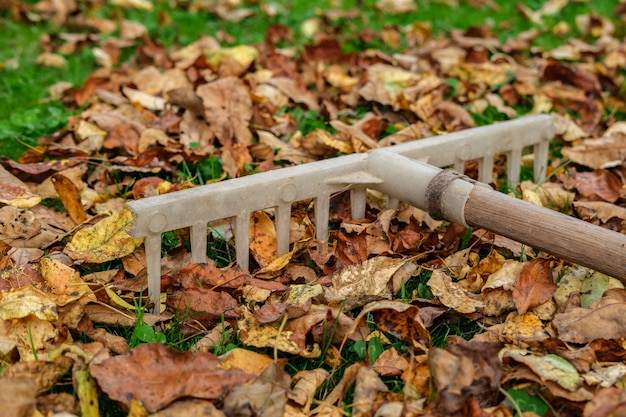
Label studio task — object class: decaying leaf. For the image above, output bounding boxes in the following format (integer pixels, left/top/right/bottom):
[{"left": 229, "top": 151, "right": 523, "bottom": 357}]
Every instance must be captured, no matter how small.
[
  {"left": 512, "top": 258, "right": 557, "bottom": 315},
  {"left": 64, "top": 208, "right": 143, "bottom": 263},
  {"left": 0, "top": 376, "right": 37, "bottom": 417},
  {"left": 238, "top": 310, "right": 321, "bottom": 358},
  {"left": 249, "top": 211, "right": 278, "bottom": 268},
  {"left": 324, "top": 256, "right": 410, "bottom": 309},
  {"left": 0, "top": 286, "right": 58, "bottom": 321},
  {"left": 0, "top": 165, "right": 41, "bottom": 208},
  {"left": 428, "top": 269, "right": 484, "bottom": 314},
  {"left": 196, "top": 77, "right": 253, "bottom": 146},
  {"left": 90, "top": 342, "right": 255, "bottom": 412}
]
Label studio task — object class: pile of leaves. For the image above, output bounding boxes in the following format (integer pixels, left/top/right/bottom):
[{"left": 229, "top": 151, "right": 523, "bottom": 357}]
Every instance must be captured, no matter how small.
[{"left": 3, "top": 0, "right": 626, "bottom": 416}]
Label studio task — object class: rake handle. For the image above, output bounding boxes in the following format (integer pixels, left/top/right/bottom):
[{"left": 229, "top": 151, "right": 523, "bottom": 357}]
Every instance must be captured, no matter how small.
[{"left": 463, "top": 185, "right": 626, "bottom": 282}]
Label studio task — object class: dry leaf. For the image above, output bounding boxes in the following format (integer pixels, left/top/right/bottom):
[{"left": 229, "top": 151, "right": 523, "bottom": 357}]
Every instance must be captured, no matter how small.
[
  {"left": 51, "top": 173, "right": 87, "bottom": 224},
  {"left": 428, "top": 269, "right": 484, "bottom": 314},
  {"left": 0, "top": 165, "right": 41, "bottom": 208},
  {"left": 90, "top": 343, "right": 255, "bottom": 412},
  {"left": 249, "top": 211, "right": 278, "bottom": 268},
  {"left": 196, "top": 77, "right": 253, "bottom": 146},
  {"left": 512, "top": 258, "right": 557, "bottom": 315},
  {"left": 324, "top": 256, "right": 409, "bottom": 309},
  {"left": 238, "top": 310, "right": 321, "bottom": 358},
  {"left": 64, "top": 209, "right": 143, "bottom": 263}
]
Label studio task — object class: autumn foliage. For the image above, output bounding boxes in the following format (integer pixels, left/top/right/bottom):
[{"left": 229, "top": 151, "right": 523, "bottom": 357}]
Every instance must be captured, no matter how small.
[{"left": 3, "top": 0, "right": 626, "bottom": 416}]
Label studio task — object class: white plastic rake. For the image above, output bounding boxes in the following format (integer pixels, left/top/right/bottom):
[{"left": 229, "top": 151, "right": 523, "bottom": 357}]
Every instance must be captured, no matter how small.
[{"left": 125, "top": 115, "right": 626, "bottom": 310}]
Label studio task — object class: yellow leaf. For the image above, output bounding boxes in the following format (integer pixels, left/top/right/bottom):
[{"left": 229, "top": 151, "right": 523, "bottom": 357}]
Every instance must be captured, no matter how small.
[
  {"left": 103, "top": 286, "right": 136, "bottom": 311},
  {"left": 40, "top": 258, "right": 93, "bottom": 306},
  {"left": 127, "top": 400, "right": 148, "bottom": 417},
  {"left": 238, "top": 311, "right": 321, "bottom": 358},
  {"left": 218, "top": 348, "right": 275, "bottom": 376},
  {"left": 0, "top": 286, "right": 58, "bottom": 321},
  {"left": 254, "top": 250, "right": 293, "bottom": 278},
  {"left": 205, "top": 45, "right": 257, "bottom": 69},
  {"left": 316, "top": 129, "right": 354, "bottom": 154},
  {"left": 249, "top": 211, "right": 278, "bottom": 268},
  {"left": 64, "top": 209, "right": 143, "bottom": 263}
]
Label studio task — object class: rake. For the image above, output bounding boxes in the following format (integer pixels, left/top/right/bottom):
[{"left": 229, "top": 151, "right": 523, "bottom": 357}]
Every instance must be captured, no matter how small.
[{"left": 125, "top": 115, "right": 626, "bottom": 311}]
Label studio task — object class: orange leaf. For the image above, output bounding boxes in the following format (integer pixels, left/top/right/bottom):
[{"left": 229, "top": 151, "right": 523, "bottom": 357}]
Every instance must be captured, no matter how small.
[
  {"left": 249, "top": 211, "right": 278, "bottom": 268},
  {"left": 512, "top": 258, "right": 556, "bottom": 315},
  {"left": 51, "top": 173, "right": 86, "bottom": 224}
]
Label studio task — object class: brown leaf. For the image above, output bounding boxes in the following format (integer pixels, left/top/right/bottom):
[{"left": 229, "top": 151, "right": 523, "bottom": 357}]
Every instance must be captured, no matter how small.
[
  {"left": 369, "top": 302, "right": 430, "bottom": 347},
  {"left": 568, "top": 169, "right": 622, "bottom": 203},
  {"left": 583, "top": 387, "right": 626, "bottom": 417},
  {"left": 284, "top": 304, "right": 363, "bottom": 345},
  {"left": 238, "top": 310, "right": 321, "bottom": 357},
  {"left": 89, "top": 343, "right": 255, "bottom": 412},
  {"left": 177, "top": 262, "right": 286, "bottom": 293},
  {"left": 222, "top": 363, "right": 290, "bottom": 417},
  {"left": 429, "top": 337, "right": 503, "bottom": 413},
  {"left": 428, "top": 269, "right": 484, "bottom": 314},
  {"left": 0, "top": 165, "right": 41, "bottom": 208},
  {"left": 0, "top": 376, "right": 37, "bottom": 417},
  {"left": 352, "top": 366, "right": 388, "bottom": 417},
  {"left": 512, "top": 258, "right": 556, "bottom": 315},
  {"left": 166, "top": 287, "right": 239, "bottom": 324},
  {"left": 3, "top": 356, "right": 73, "bottom": 393},
  {"left": 150, "top": 399, "right": 226, "bottom": 417},
  {"left": 562, "top": 133, "right": 626, "bottom": 169},
  {"left": 196, "top": 77, "right": 253, "bottom": 146},
  {"left": 543, "top": 59, "right": 602, "bottom": 96},
  {"left": 371, "top": 347, "right": 409, "bottom": 376},
  {"left": 51, "top": 173, "right": 87, "bottom": 224},
  {"left": 290, "top": 368, "right": 329, "bottom": 411},
  {"left": 552, "top": 302, "right": 626, "bottom": 344}
]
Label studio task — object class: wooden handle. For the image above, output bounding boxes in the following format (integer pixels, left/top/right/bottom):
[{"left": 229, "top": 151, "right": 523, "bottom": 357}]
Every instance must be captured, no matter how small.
[{"left": 464, "top": 185, "right": 626, "bottom": 283}]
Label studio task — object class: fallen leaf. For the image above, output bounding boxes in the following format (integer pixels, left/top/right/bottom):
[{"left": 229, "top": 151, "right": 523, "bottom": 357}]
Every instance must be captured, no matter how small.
[
  {"left": 562, "top": 133, "right": 626, "bottom": 169},
  {"left": 502, "top": 348, "right": 581, "bottom": 391},
  {"left": 352, "top": 366, "right": 388, "bottom": 416},
  {"left": 0, "top": 376, "right": 37, "bottom": 417},
  {"left": 222, "top": 363, "right": 290, "bottom": 417},
  {"left": 166, "top": 287, "right": 239, "bottom": 325},
  {"left": 0, "top": 286, "right": 58, "bottom": 321},
  {"left": 429, "top": 337, "right": 502, "bottom": 413},
  {"left": 64, "top": 209, "right": 144, "bottom": 263},
  {"left": 238, "top": 310, "right": 321, "bottom": 358},
  {"left": 39, "top": 258, "right": 92, "bottom": 306},
  {"left": 249, "top": 211, "right": 278, "bottom": 268},
  {"left": 552, "top": 301, "right": 626, "bottom": 343},
  {"left": 324, "top": 256, "right": 409, "bottom": 309},
  {"left": 196, "top": 77, "right": 253, "bottom": 146},
  {"left": 218, "top": 348, "right": 275, "bottom": 376},
  {"left": 428, "top": 269, "right": 484, "bottom": 314},
  {"left": 371, "top": 347, "right": 409, "bottom": 376},
  {"left": 512, "top": 258, "right": 557, "bottom": 315},
  {"left": 0, "top": 165, "right": 41, "bottom": 208},
  {"left": 89, "top": 343, "right": 255, "bottom": 412},
  {"left": 290, "top": 368, "right": 329, "bottom": 411}
]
